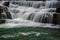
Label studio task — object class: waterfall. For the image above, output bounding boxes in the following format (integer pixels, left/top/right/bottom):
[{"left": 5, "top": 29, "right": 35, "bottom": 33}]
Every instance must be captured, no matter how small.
[
  {"left": 8, "top": 1, "right": 56, "bottom": 24},
  {"left": 33, "top": 12, "right": 53, "bottom": 23},
  {"left": 0, "top": 1, "right": 58, "bottom": 24},
  {"left": 0, "top": 1, "right": 60, "bottom": 29},
  {"left": 11, "top": 1, "right": 60, "bottom": 8},
  {"left": 46, "top": 0, "right": 57, "bottom": 1},
  {"left": 11, "top": 1, "right": 45, "bottom": 8},
  {"left": 45, "top": 1, "right": 60, "bottom": 8}
]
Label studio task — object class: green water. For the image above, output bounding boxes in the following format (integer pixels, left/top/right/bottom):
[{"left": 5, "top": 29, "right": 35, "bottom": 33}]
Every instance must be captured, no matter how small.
[{"left": 0, "top": 27, "right": 60, "bottom": 40}]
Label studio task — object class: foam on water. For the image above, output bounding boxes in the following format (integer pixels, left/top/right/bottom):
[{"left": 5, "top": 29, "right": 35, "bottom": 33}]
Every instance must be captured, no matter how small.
[
  {"left": 0, "top": 18, "right": 60, "bottom": 29},
  {"left": 0, "top": 32, "right": 48, "bottom": 38}
]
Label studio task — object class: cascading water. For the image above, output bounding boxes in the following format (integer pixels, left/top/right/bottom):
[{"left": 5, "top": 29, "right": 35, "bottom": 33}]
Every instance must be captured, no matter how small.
[
  {"left": 46, "top": 0, "right": 57, "bottom": 1},
  {"left": 12, "top": 1, "right": 45, "bottom": 8},
  {"left": 0, "top": 1, "right": 60, "bottom": 28},
  {"left": 8, "top": 1, "right": 56, "bottom": 23},
  {"left": 45, "top": 1, "right": 60, "bottom": 8}
]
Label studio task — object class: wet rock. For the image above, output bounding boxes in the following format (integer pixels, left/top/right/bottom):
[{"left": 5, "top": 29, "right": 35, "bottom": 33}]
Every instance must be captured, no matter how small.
[
  {"left": 0, "top": 2, "right": 12, "bottom": 24},
  {"left": 3, "top": 2, "right": 10, "bottom": 7},
  {"left": 53, "top": 8, "right": 60, "bottom": 25},
  {"left": 0, "top": 6, "right": 5, "bottom": 24}
]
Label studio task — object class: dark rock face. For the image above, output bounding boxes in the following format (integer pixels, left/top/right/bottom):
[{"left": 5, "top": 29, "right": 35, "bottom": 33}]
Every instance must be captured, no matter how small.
[
  {"left": 3, "top": 2, "right": 10, "bottom": 7},
  {"left": 56, "top": 8, "right": 60, "bottom": 13},
  {"left": 3, "top": 6, "right": 12, "bottom": 19},
  {"left": 0, "top": 6, "right": 12, "bottom": 24},
  {"left": 53, "top": 13, "right": 60, "bottom": 25},
  {"left": 53, "top": 13, "right": 57, "bottom": 25},
  {"left": 0, "top": 2, "right": 12, "bottom": 24},
  {"left": 0, "top": 6, "right": 5, "bottom": 24},
  {"left": 53, "top": 8, "right": 60, "bottom": 25}
]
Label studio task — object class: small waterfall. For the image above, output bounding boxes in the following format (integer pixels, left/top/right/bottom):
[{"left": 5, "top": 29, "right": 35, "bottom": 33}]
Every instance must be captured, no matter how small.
[
  {"left": 0, "top": 1, "right": 58, "bottom": 24},
  {"left": 11, "top": 1, "right": 60, "bottom": 8},
  {"left": 46, "top": 0, "right": 57, "bottom": 1},
  {"left": 7, "top": 1, "right": 57, "bottom": 24},
  {"left": 12, "top": 1, "right": 45, "bottom": 8},
  {"left": 33, "top": 12, "right": 53, "bottom": 23},
  {"left": 32, "top": 1, "right": 45, "bottom": 8},
  {"left": 45, "top": 1, "right": 60, "bottom": 8}
]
